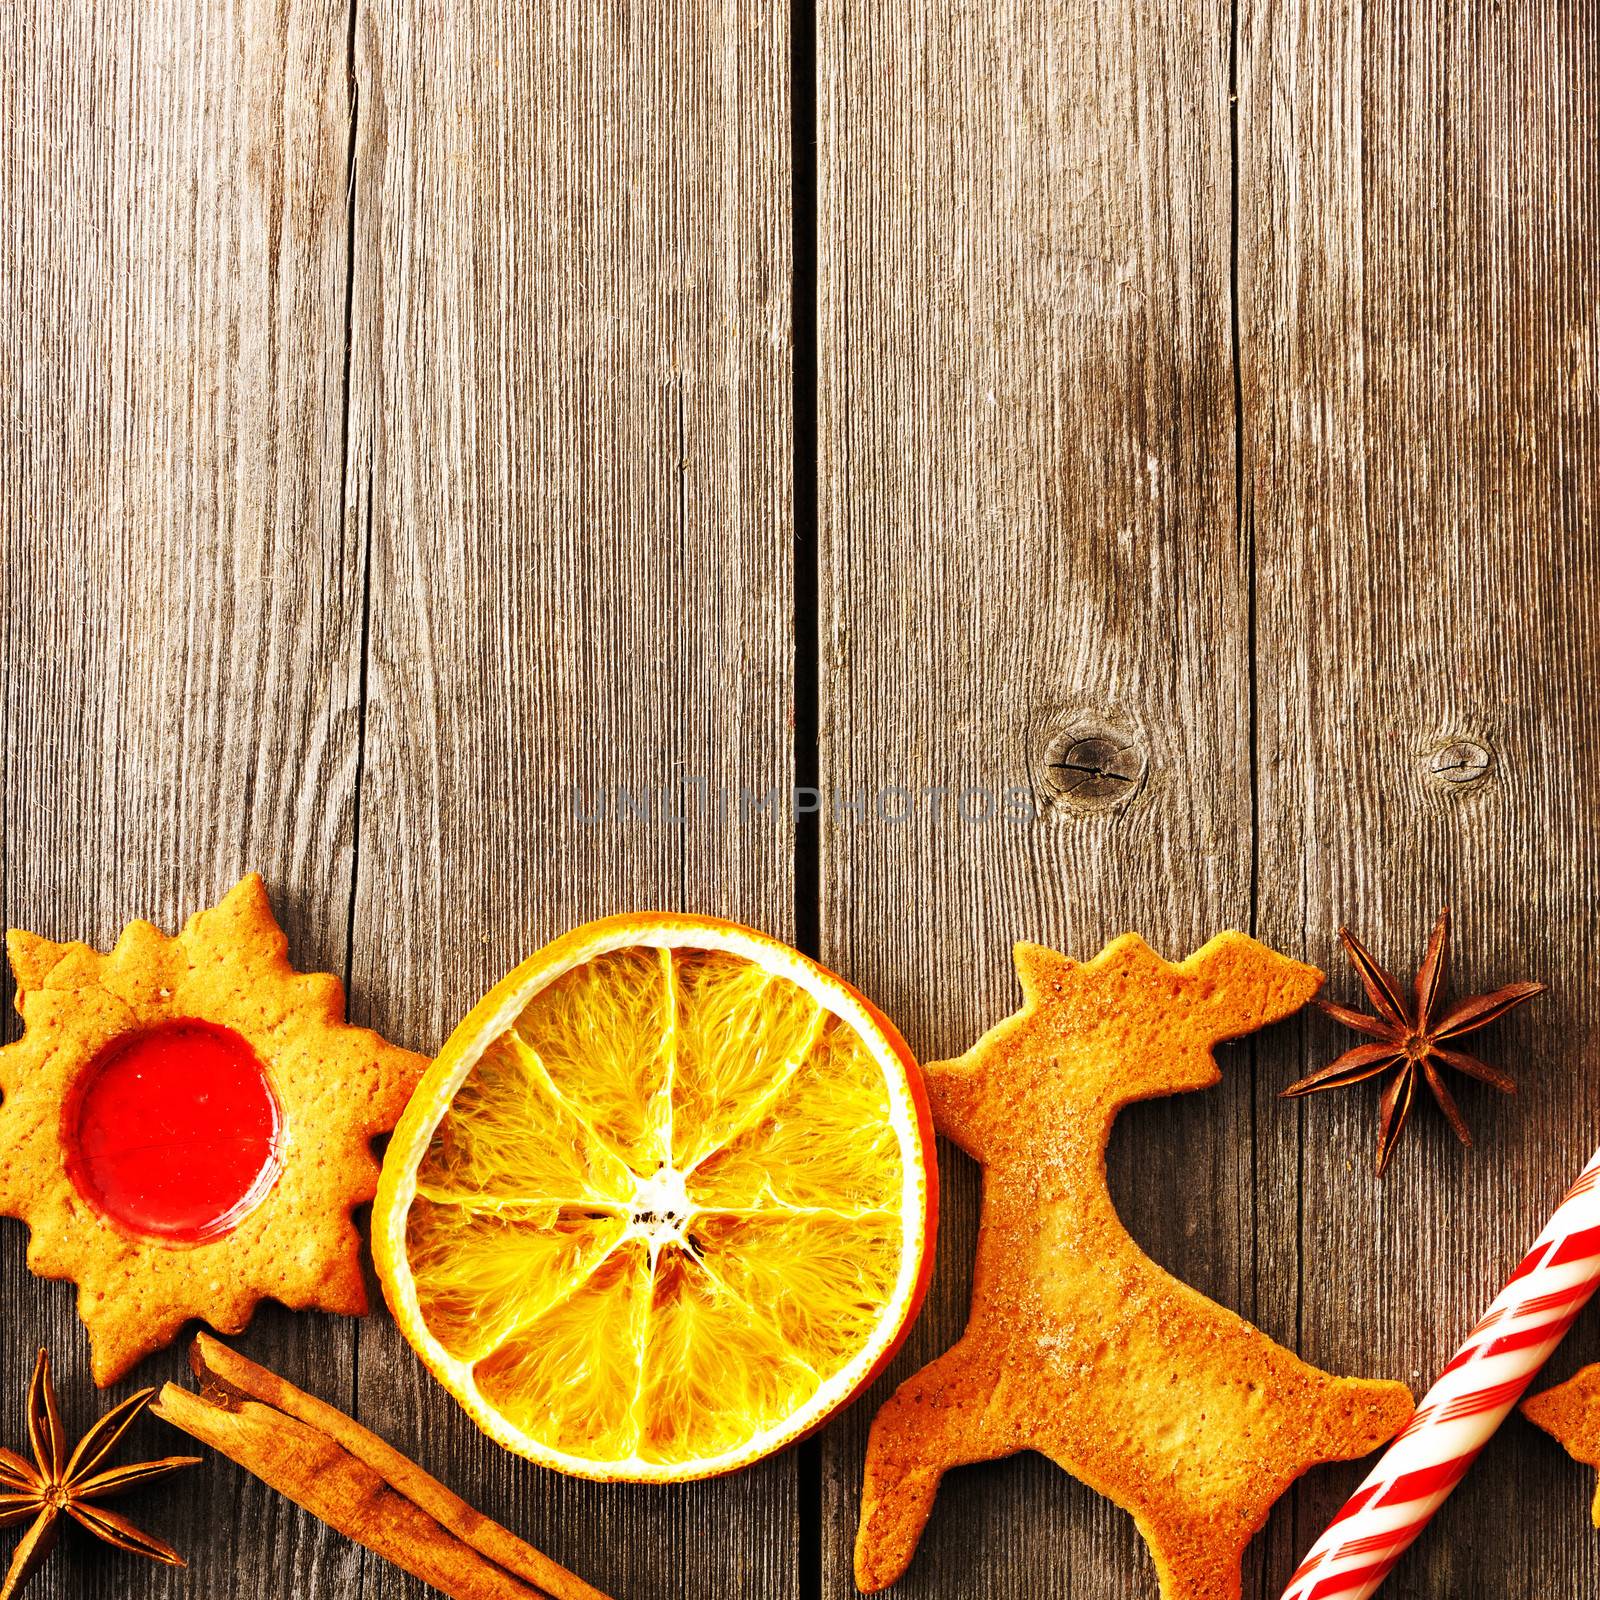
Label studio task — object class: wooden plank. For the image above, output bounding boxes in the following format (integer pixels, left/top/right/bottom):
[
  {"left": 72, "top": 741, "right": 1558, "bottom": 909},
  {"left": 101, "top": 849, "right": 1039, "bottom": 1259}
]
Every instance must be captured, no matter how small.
[
  {"left": 5, "top": 5, "right": 1595, "bottom": 1600},
  {"left": 344, "top": 3, "right": 797, "bottom": 1597},
  {"left": 0, "top": 1, "right": 365, "bottom": 1596},
  {"left": 1242, "top": 0, "right": 1600, "bottom": 1593},
  {"left": 815, "top": 2, "right": 1250, "bottom": 1595}
]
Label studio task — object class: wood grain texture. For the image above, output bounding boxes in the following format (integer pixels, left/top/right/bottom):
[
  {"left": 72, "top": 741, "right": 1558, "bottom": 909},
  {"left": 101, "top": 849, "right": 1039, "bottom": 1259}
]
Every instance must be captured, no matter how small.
[
  {"left": 1242, "top": 2, "right": 1600, "bottom": 1595},
  {"left": 6, "top": 0, "right": 1600, "bottom": 1597},
  {"left": 344, "top": 2, "right": 797, "bottom": 1597},
  {"left": 819, "top": 2, "right": 1600, "bottom": 1598},
  {"left": 814, "top": 2, "right": 1254, "bottom": 1595},
  {"left": 1, "top": 1, "right": 367, "bottom": 1597}
]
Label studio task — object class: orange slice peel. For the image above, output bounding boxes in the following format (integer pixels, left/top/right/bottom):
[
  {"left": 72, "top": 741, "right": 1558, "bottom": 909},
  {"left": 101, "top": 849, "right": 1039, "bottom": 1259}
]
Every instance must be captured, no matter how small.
[{"left": 374, "top": 914, "right": 937, "bottom": 1482}]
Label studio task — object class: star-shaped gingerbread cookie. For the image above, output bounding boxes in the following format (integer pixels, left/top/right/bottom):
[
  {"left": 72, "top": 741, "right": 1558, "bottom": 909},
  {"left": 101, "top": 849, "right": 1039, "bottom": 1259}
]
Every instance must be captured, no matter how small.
[
  {"left": 0, "top": 875, "right": 426, "bottom": 1384},
  {"left": 856, "top": 932, "right": 1415, "bottom": 1599},
  {"left": 1523, "top": 1365, "right": 1600, "bottom": 1527}
]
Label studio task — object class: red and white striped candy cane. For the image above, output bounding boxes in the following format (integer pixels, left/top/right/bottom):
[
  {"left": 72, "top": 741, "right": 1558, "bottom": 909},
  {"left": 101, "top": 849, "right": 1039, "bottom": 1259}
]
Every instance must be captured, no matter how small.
[{"left": 1281, "top": 1145, "right": 1600, "bottom": 1600}]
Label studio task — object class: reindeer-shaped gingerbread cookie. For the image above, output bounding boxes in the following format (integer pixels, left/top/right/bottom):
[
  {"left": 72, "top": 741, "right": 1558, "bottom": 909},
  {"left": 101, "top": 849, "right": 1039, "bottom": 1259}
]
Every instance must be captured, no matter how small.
[{"left": 855, "top": 933, "right": 1414, "bottom": 1599}]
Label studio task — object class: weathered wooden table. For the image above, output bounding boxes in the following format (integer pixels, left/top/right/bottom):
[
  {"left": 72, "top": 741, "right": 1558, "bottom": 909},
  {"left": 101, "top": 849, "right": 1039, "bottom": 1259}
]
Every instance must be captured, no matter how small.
[{"left": 4, "top": 3, "right": 1598, "bottom": 1596}]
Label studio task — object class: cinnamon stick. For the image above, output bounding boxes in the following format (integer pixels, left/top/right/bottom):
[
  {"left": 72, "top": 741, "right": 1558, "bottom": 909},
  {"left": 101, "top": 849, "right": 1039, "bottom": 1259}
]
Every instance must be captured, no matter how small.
[{"left": 150, "top": 1334, "right": 613, "bottom": 1600}]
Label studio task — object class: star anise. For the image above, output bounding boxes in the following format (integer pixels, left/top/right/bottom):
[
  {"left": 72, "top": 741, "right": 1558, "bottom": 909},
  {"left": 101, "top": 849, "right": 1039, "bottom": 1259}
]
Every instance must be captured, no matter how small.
[
  {"left": 0, "top": 1349, "right": 200, "bottom": 1599},
  {"left": 1282, "top": 909, "right": 1547, "bottom": 1177}
]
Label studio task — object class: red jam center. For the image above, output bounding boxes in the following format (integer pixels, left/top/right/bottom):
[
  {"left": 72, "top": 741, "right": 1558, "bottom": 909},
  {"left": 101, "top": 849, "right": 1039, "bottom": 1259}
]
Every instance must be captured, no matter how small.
[{"left": 64, "top": 1020, "right": 283, "bottom": 1243}]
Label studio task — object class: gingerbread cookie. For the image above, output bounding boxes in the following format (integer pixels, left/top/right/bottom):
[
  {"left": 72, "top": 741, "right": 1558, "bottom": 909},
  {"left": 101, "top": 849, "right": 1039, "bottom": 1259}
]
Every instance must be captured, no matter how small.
[
  {"left": 0, "top": 875, "right": 426, "bottom": 1384},
  {"left": 1523, "top": 1365, "right": 1600, "bottom": 1526},
  {"left": 855, "top": 933, "right": 1414, "bottom": 1598}
]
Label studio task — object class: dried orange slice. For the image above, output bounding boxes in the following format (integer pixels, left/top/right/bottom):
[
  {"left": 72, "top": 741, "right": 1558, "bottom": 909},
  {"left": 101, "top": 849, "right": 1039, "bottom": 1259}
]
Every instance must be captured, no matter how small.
[{"left": 373, "top": 915, "right": 937, "bottom": 1481}]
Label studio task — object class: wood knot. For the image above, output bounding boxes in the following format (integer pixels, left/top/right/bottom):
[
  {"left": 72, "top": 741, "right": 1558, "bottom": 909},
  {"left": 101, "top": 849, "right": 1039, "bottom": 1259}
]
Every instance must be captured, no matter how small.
[
  {"left": 1037, "top": 724, "right": 1147, "bottom": 814},
  {"left": 1426, "top": 737, "right": 1493, "bottom": 790}
]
